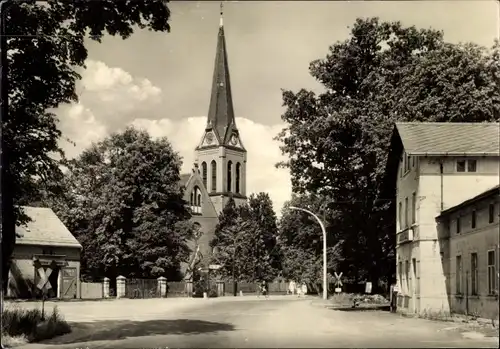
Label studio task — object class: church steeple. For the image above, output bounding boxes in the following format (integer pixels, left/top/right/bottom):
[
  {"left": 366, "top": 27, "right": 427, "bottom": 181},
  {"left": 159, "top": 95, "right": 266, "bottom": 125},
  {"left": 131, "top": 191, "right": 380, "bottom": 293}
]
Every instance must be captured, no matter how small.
[
  {"left": 206, "top": 1, "right": 240, "bottom": 145},
  {"left": 194, "top": 2, "right": 247, "bottom": 214}
]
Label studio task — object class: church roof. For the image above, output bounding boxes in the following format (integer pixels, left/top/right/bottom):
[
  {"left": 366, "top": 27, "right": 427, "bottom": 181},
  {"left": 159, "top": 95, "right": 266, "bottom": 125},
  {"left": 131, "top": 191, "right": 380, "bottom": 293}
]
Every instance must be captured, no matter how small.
[
  {"left": 179, "top": 173, "right": 191, "bottom": 188},
  {"left": 206, "top": 6, "right": 239, "bottom": 144},
  {"left": 16, "top": 206, "right": 82, "bottom": 248}
]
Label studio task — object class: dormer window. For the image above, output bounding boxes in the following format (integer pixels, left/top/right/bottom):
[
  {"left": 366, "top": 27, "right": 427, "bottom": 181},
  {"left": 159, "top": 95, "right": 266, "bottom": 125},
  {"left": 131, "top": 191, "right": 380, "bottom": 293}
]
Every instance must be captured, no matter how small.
[{"left": 457, "top": 159, "right": 477, "bottom": 173}]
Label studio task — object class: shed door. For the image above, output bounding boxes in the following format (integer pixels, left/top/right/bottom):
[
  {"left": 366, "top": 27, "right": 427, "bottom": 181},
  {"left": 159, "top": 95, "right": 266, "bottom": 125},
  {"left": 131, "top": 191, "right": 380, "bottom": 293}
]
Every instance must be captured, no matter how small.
[{"left": 61, "top": 267, "right": 77, "bottom": 299}]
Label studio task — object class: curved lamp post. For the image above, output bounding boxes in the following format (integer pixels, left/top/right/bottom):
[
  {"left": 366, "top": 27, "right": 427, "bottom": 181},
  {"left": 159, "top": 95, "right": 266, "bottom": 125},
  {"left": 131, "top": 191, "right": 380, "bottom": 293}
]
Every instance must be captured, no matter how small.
[{"left": 289, "top": 206, "right": 328, "bottom": 300}]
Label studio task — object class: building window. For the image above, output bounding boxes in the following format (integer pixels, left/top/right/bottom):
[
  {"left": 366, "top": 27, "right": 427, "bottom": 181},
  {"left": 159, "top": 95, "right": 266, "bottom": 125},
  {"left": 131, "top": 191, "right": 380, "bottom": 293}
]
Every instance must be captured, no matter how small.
[
  {"left": 398, "top": 202, "right": 403, "bottom": 230},
  {"left": 235, "top": 162, "right": 241, "bottom": 194},
  {"left": 190, "top": 186, "right": 202, "bottom": 214},
  {"left": 201, "top": 162, "right": 207, "bottom": 188},
  {"left": 405, "top": 260, "right": 410, "bottom": 293},
  {"left": 467, "top": 159, "right": 477, "bottom": 172},
  {"left": 227, "top": 161, "right": 232, "bottom": 192},
  {"left": 456, "top": 255, "right": 463, "bottom": 295},
  {"left": 489, "top": 203, "right": 495, "bottom": 224},
  {"left": 398, "top": 261, "right": 403, "bottom": 290},
  {"left": 471, "top": 253, "right": 478, "bottom": 296},
  {"left": 412, "top": 259, "right": 418, "bottom": 294},
  {"left": 456, "top": 217, "right": 461, "bottom": 234},
  {"left": 404, "top": 197, "right": 409, "bottom": 229},
  {"left": 407, "top": 155, "right": 411, "bottom": 171},
  {"left": 457, "top": 159, "right": 477, "bottom": 173},
  {"left": 211, "top": 160, "right": 217, "bottom": 192},
  {"left": 487, "top": 250, "right": 497, "bottom": 295},
  {"left": 411, "top": 192, "right": 416, "bottom": 224},
  {"left": 471, "top": 210, "right": 476, "bottom": 229}
]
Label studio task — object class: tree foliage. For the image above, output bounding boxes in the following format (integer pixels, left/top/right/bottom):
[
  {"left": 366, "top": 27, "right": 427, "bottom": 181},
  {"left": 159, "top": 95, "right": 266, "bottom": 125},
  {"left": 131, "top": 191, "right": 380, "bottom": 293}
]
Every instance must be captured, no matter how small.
[
  {"left": 277, "top": 194, "right": 342, "bottom": 289},
  {"left": 276, "top": 17, "right": 499, "bottom": 288},
  {"left": 211, "top": 193, "right": 280, "bottom": 282},
  {"left": 49, "top": 128, "right": 193, "bottom": 280},
  {"left": 2, "top": 0, "right": 172, "bottom": 291}
]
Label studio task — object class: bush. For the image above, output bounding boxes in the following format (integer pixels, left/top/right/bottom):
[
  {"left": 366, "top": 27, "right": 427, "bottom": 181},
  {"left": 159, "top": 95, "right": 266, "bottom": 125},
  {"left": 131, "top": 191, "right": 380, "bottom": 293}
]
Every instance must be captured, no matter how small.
[{"left": 2, "top": 306, "right": 71, "bottom": 342}]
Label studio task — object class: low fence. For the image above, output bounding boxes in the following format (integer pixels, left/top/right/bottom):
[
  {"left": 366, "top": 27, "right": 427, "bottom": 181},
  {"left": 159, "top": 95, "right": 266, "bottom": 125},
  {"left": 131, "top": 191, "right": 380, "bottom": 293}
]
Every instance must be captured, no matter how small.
[
  {"left": 167, "top": 281, "right": 187, "bottom": 297},
  {"left": 80, "top": 281, "right": 104, "bottom": 299}
]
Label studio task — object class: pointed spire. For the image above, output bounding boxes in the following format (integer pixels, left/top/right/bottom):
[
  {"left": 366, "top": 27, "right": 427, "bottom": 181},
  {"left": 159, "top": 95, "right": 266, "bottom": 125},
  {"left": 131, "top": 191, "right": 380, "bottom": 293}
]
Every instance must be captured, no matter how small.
[
  {"left": 220, "top": 1, "right": 224, "bottom": 27},
  {"left": 206, "top": 1, "right": 238, "bottom": 144}
]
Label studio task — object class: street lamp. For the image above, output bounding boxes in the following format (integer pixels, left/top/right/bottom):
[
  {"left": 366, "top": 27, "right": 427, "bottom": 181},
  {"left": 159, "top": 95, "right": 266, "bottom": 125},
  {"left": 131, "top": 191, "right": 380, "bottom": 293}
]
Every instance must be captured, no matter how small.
[{"left": 288, "top": 206, "right": 328, "bottom": 300}]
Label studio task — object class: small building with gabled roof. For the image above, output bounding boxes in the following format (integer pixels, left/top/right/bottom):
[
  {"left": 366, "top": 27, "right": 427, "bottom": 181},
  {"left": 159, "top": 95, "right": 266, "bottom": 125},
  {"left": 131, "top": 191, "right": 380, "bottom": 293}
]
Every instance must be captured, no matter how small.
[
  {"left": 7, "top": 206, "right": 82, "bottom": 299},
  {"left": 384, "top": 122, "right": 499, "bottom": 315}
]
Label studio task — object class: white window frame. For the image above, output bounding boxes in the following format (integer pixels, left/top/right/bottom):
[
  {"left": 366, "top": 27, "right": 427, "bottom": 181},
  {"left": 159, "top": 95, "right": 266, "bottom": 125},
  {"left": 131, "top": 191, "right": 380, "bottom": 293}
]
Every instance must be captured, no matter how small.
[{"left": 487, "top": 249, "right": 497, "bottom": 296}]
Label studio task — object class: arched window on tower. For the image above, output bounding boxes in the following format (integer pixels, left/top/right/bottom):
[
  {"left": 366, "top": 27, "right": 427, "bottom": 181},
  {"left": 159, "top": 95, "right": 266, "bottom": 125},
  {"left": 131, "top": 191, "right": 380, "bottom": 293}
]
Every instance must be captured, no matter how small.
[
  {"left": 190, "top": 191, "right": 194, "bottom": 206},
  {"left": 190, "top": 186, "right": 202, "bottom": 214},
  {"left": 201, "top": 162, "right": 208, "bottom": 189},
  {"left": 227, "top": 161, "right": 232, "bottom": 192},
  {"left": 236, "top": 162, "right": 241, "bottom": 194},
  {"left": 211, "top": 160, "right": 217, "bottom": 192}
]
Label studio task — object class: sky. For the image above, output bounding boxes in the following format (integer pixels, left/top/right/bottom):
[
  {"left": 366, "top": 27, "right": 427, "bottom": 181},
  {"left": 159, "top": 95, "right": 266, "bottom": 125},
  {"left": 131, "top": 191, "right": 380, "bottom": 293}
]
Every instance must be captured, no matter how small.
[{"left": 56, "top": 0, "right": 499, "bottom": 215}]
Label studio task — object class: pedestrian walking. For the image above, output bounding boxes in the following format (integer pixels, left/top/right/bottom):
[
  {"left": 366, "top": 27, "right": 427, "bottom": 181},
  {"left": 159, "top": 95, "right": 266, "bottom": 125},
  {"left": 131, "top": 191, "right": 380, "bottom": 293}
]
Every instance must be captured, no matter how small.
[{"left": 261, "top": 280, "right": 269, "bottom": 299}]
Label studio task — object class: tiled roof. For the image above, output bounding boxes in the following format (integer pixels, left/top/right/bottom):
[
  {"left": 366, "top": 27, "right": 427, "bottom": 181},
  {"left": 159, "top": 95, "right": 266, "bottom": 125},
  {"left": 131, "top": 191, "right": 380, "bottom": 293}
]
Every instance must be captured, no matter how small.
[
  {"left": 179, "top": 173, "right": 191, "bottom": 187},
  {"left": 206, "top": 23, "right": 239, "bottom": 145},
  {"left": 16, "top": 206, "right": 82, "bottom": 248},
  {"left": 395, "top": 122, "right": 500, "bottom": 155}
]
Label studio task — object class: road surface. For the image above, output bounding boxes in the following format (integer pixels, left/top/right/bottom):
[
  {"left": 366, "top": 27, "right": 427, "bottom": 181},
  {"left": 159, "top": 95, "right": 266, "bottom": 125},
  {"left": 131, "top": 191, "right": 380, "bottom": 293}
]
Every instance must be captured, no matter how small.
[{"left": 16, "top": 296, "right": 499, "bottom": 348}]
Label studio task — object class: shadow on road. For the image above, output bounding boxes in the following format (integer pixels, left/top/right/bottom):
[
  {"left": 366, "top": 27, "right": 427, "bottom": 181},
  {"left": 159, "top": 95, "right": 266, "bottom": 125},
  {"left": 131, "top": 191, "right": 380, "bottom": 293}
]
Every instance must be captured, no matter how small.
[
  {"left": 42, "top": 319, "right": 236, "bottom": 344},
  {"left": 328, "top": 305, "right": 390, "bottom": 312}
]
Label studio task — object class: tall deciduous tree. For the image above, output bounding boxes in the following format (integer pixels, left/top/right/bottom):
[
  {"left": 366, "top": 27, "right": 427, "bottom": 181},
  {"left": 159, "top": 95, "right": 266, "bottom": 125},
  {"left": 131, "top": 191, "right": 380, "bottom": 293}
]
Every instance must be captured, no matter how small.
[
  {"left": 278, "top": 194, "right": 342, "bottom": 291},
  {"left": 211, "top": 193, "right": 281, "bottom": 283},
  {"left": 276, "top": 17, "right": 499, "bottom": 290},
  {"left": 247, "top": 193, "right": 280, "bottom": 281},
  {"left": 211, "top": 204, "right": 254, "bottom": 282},
  {"left": 2, "top": 0, "right": 172, "bottom": 292},
  {"left": 50, "top": 127, "right": 194, "bottom": 280}
]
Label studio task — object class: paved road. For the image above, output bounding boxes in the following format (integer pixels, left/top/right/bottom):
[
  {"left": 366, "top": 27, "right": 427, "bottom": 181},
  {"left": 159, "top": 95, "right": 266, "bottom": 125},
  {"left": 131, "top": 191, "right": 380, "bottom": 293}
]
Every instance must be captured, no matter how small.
[{"left": 17, "top": 296, "right": 499, "bottom": 348}]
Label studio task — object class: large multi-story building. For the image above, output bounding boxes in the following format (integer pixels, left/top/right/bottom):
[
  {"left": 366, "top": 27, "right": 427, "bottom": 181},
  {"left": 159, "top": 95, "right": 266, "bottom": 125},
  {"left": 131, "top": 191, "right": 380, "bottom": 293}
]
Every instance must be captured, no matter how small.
[
  {"left": 180, "top": 8, "right": 247, "bottom": 275},
  {"left": 385, "top": 122, "right": 499, "bottom": 315}
]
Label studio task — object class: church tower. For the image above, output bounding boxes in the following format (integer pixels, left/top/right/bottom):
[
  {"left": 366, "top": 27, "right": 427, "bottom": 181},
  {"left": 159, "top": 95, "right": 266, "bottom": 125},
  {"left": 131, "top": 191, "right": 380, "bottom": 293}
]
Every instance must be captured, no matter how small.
[{"left": 195, "top": 3, "right": 247, "bottom": 214}]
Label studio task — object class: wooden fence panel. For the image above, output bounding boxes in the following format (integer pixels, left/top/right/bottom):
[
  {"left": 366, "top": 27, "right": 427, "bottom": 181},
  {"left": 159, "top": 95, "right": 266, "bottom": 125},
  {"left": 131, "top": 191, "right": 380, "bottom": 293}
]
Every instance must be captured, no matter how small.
[
  {"left": 167, "top": 281, "right": 186, "bottom": 297},
  {"left": 81, "top": 282, "right": 103, "bottom": 299}
]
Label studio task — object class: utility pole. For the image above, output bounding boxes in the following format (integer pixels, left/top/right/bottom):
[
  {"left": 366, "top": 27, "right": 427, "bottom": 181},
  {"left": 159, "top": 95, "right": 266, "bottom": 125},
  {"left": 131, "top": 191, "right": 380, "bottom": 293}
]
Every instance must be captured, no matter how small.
[{"left": 289, "top": 206, "right": 328, "bottom": 300}]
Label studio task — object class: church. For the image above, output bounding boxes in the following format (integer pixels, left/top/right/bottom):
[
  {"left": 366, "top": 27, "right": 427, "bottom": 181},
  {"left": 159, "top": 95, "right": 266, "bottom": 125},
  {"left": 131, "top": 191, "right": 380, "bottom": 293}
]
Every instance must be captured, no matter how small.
[{"left": 179, "top": 7, "right": 247, "bottom": 277}]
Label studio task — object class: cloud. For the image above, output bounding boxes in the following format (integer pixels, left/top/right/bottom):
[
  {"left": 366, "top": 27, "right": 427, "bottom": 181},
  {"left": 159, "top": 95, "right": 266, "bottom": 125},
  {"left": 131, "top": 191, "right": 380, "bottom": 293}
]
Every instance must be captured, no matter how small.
[
  {"left": 130, "top": 116, "right": 292, "bottom": 216},
  {"left": 56, "top": 60, "right": 291, "bottom": 215}
]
